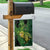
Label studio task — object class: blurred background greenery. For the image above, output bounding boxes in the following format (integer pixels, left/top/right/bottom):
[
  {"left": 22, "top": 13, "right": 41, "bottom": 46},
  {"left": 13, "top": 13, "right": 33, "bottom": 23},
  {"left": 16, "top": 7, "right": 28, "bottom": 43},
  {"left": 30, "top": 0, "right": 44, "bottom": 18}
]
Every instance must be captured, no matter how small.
[
  {"left": 0, "top": 0, "right": 40, "bottom": 3},
  {"left": 13, "top": 0, "right": 29, "bottom": 2},
  {"left": 0, "top": 0, "right": 7, "bottom": 3},
  {"left": 0, "top": 0, "right": 29, "bottom": 3}
]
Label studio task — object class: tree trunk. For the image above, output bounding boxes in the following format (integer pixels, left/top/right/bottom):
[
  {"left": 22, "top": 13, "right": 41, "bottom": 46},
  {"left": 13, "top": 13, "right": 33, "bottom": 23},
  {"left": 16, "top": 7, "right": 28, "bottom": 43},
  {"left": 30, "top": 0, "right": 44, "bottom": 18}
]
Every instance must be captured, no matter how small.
[{"left": 40, "top": 0, "right": 43, "bottom": 5}]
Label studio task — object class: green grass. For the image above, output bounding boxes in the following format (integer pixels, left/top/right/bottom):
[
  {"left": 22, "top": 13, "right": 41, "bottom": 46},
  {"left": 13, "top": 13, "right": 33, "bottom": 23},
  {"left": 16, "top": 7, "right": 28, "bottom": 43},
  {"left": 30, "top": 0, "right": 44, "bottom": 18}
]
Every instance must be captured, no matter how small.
[
  {"left": 18, "top": 48, "right": 30, "bottom": 50},
  {"left": 0, "top": 0, "right": 29, "bottom": 3},
  {"left": 0, "top": 0, "right": 7, "bottom": 3},
  {"left": 34, "top": 1, "right": 50, "bottom": 8},
  {"left": 13, "top": 0, "right": 29, "bottom": 2}
]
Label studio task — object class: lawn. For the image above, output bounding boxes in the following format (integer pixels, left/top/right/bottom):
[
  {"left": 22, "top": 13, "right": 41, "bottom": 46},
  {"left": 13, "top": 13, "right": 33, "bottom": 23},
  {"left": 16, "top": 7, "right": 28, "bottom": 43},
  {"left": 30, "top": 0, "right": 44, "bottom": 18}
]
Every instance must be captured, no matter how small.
[
  {"left": 0, "top": 0, "right": 7, "bottom": 3},
  {"left": 0, "top": 0, "right": 29, "bottom": 3},
  {"left": 13, "top": 0, "right": 29, "bottom": 2},
  {"left": 17, "top": 48, "right": 30, "bottom": 50},
  {"left": 34, "top": 1, "right": 50, "bottom": 8}
]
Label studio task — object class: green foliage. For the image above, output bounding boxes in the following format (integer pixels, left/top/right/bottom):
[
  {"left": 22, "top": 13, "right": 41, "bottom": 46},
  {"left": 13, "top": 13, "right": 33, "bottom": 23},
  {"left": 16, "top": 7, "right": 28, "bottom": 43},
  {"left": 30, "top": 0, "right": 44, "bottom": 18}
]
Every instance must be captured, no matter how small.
[
  {"left": 34, "top": 1, "right": 50, "bottom": 8},
  {"left": 15, "top": 20, "right": 32, "bottom": 46},
  {"left": 13, "top": 0, "right": 29, "bottom": 2},
  {"left": 17, "top": 35, "right": 25, "bottom": 46}
]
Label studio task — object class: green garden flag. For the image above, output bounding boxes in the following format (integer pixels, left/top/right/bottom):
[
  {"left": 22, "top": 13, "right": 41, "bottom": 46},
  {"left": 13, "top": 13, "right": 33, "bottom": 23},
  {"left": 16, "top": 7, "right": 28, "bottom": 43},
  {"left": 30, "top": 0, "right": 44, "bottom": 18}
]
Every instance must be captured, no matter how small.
[{"left": 15, "top": 19, "right": 32, "bottom": 46}]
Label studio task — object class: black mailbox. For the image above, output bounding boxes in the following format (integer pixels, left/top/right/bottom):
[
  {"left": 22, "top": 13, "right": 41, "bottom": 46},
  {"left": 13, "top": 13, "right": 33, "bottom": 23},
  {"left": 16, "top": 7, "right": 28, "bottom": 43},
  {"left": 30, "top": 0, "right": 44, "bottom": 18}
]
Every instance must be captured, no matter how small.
[{"left": 13, "top": 2, "right": 34, "bottom": 15}]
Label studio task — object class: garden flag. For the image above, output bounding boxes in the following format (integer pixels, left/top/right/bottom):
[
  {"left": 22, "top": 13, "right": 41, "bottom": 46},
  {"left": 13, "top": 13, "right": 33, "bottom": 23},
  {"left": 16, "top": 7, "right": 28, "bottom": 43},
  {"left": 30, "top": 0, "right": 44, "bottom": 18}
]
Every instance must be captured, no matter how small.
[{"left": 15, "top": 14, "right": 33, "bottom": 46}]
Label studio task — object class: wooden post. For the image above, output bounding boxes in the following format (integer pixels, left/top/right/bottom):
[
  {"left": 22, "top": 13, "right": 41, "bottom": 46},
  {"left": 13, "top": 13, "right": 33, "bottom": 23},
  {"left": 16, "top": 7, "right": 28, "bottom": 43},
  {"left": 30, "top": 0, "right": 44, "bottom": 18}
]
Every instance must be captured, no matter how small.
[
  {"left": 8, "top": 0, "right": 13, "bottom": 50},
  {"left": 3, "top": 0, "right": 22, "bottom": 50},
  {"left": 8, "top": 19, "right": 13, "bottom": 50}
]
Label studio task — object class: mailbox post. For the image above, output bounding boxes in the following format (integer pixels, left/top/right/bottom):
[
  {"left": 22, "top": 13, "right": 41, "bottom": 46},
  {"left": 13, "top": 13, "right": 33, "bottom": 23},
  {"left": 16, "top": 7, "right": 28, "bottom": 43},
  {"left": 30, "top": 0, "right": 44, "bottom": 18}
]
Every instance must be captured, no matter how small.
[
  {"left": 7, "top": 0, "right": 13, "bottom": 50},
  {"left": 3, "top": 0, "right": 22, "bottom": 50},
  {"left": 3, "top": 0, "right": 34, "bottom": 50}
]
